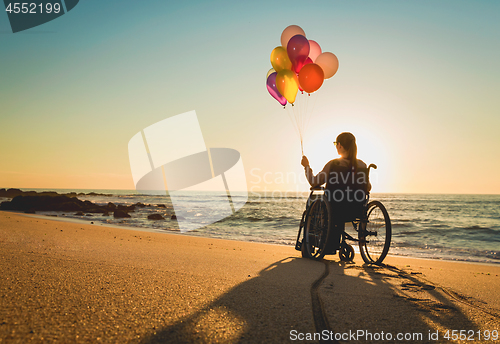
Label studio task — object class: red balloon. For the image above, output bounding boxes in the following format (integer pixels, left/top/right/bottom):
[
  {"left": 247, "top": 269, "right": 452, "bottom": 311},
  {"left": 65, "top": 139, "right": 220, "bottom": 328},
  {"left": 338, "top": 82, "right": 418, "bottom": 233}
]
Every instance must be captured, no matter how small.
[
  {"left": 295, "top": 57, "right": 313, "bottom": 75},
  {"left": 298, "top": 63, "right": 324, "bottom": 93},
  {"left": 287, "top": 35, "right": 310, "bottom": 74}
]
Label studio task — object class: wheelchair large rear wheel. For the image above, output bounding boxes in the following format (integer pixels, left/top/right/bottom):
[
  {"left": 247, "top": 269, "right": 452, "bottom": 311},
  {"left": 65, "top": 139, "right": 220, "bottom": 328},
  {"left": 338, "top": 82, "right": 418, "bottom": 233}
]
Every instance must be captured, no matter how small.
[
  {"left": 302, "top": 196, "right": 332, "bottom": 260},
  {"left": 359, "top": 201, "right": 391, "bottom": 265}
]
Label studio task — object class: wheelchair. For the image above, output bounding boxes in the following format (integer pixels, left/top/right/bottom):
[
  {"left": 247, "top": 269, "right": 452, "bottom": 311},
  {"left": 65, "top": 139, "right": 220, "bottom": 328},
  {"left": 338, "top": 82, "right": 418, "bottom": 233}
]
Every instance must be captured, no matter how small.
[{"left": 295, "top": 164, "right": 391, "bottom": 265}]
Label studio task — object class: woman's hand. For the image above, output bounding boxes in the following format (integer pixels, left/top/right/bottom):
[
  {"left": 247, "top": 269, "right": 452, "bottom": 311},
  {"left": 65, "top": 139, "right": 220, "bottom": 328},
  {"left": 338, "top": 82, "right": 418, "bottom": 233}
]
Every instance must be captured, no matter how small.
[{"left": 301, "top": 156, "right": 309, "bottom": 167}]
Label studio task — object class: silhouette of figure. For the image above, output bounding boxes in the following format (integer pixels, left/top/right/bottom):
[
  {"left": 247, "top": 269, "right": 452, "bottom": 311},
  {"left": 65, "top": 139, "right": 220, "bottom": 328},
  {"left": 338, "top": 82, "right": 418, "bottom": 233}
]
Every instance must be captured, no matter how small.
[
  {"left": 300, "top": 132, "right": 371, "bottom": 254},
  {"left": 301, "top": 132, "right": 369, "bottom": 188}
]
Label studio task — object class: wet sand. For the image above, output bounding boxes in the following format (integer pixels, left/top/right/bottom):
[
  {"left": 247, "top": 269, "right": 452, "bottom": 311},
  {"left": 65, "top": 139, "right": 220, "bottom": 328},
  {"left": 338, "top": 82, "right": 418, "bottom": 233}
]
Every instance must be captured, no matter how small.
[{"left": 0, "top": 211, "right": 499, "bottom": 343}]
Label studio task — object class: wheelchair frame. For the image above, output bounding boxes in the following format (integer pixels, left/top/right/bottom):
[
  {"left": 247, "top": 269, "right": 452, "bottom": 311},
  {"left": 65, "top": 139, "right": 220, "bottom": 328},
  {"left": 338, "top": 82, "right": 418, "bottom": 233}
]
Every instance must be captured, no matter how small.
[{"left": 295, "top": 164, "right": 392, "bottom": 264}]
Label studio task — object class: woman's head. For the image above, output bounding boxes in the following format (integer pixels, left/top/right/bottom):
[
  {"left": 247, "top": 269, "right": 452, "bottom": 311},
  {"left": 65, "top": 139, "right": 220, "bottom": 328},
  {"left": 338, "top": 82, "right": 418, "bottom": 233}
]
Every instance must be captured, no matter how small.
[{"left": 335, "top": 132, "right": 357, "bottom": 168}]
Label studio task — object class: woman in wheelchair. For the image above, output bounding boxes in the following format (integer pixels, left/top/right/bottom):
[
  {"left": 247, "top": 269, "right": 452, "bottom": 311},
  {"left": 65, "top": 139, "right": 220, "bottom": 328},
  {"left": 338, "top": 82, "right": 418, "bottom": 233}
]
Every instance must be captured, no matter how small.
[
  {"left": 301, "top": 132, "right": 370, "bottom": 189},
  {"left": 297, "top": 132, "right": 391, "bottom": 264}
]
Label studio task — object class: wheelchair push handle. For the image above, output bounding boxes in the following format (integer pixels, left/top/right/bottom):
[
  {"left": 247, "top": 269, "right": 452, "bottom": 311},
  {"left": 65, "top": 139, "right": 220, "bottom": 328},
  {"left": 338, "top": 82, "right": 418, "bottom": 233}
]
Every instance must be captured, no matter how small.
[
  {"left": 368, "top": 164, "right": 377, "bottom": 177},
  {"left": 309, "top": 185, "right": 324, "bottom": 191}
]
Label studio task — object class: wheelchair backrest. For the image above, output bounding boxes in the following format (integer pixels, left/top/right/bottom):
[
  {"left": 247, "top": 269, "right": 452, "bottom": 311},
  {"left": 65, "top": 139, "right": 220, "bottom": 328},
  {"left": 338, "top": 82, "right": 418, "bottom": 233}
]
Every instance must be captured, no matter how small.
[{"left": 325, "top": 163, "right": 369, "bottom": 220}]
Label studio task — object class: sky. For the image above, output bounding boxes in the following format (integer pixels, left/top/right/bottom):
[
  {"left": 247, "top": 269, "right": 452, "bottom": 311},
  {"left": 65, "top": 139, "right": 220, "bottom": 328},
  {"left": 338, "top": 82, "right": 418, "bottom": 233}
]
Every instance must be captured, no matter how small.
[{"left": 1, "top": 0, "right": 499, "bottom": 194}]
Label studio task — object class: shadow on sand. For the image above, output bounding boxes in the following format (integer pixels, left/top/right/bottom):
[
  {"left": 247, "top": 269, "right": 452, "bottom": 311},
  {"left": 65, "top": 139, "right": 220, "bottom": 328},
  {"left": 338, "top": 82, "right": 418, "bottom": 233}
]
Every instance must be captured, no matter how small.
[
  {"left": 321, "top": 260, "right": 482, "bottom": 343},
  {"left": 142, "top": 256, "right": 484, "bottom": 343}
]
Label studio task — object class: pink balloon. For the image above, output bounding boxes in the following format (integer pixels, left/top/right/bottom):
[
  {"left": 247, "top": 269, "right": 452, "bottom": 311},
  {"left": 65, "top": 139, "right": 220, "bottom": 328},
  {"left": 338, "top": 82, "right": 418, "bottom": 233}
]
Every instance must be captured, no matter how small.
[
  {"left": 266, "top": 72, "right": 287, "bottom": 106},
  {"left": 281, "top": 25, "right": 306, "bottom": 49},
  {"left": 287, "top": 35, "right": 310, "bottom": 74},
  {"left": 308, "top": 40, "right": 322, "bottom": 62},
  {"left": 315, "top": 52, "right": 339, "bottom": 79}
]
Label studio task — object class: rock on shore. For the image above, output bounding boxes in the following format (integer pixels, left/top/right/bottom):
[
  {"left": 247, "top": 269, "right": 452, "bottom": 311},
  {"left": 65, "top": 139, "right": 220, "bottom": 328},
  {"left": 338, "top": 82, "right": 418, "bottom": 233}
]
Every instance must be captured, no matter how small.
[
  {"left": 0, "top": 190, "right": 165, "bottom": 221},
  {"left": 0, "top": 188, "right": 112, "bottom": 199},
  {"left": 0, "top": 195, "right": 134, "bottom": 215}
]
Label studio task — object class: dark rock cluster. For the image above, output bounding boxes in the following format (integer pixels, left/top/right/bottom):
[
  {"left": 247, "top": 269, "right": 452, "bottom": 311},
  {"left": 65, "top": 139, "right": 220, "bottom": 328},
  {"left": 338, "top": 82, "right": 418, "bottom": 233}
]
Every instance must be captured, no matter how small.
[
  {"left": 0, "top": 189, "right": 174, "bottom": 221},
  {"left": 147, "top": 214, "right": 164, "bottom": 220},
  {"left": 0, "top": 188, "right": 111, "bottom": 199},
  {"left": 0, "top": 194, "right": 146, "bottom": 218},
  {"left": 113, "top": 209, "right": 131, "bottom": 218},
  {"left": 1, "top": 195, "right": 99, "bottom": 212}
]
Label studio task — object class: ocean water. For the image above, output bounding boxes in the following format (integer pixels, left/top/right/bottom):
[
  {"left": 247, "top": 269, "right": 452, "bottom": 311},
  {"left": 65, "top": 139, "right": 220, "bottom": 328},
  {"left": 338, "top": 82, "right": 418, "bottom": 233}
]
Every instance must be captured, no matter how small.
[{"left": 3, "top": 190, "right": 500, "bottom": 264}]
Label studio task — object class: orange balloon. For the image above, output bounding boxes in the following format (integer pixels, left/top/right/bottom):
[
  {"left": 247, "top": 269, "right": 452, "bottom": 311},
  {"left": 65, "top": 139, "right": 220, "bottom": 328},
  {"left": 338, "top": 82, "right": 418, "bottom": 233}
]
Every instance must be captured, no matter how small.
[
  {"left": 276, "top": 69, "right": 299, "bottom": 104},
  {"left": 280, "top": 25, "right": 306, "bottom": 49},
  {"left": 270, "top": 46, "right": 292, "bottom": 72},
  {"left": 298, "top": 63, "right": 324, "bottom": 93},
  {"left": 315, "top": 52, "right": 339, "bottom": 79}
]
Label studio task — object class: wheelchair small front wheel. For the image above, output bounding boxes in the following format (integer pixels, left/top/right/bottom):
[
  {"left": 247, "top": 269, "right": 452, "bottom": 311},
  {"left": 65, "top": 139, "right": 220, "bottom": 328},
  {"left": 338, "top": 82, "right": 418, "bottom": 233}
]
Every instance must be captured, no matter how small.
[
  {"left": 302, "top": 196, "right": 332, "bottom": 260},
  {"left": 339, "top": 243, "right": 354, "bottom": 262},
  {"left": 359, "top": 201, "right": 391, "bottom": 265}
]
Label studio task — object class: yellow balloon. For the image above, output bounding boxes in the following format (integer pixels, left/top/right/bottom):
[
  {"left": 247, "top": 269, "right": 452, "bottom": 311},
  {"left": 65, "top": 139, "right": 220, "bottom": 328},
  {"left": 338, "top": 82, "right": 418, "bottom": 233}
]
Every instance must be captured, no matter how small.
[
  {"left": 276, "top": 69, "right": 299, "bottom": 104},
  {"left": 270, "top": 46, "right": 292, "bottom": 72}
]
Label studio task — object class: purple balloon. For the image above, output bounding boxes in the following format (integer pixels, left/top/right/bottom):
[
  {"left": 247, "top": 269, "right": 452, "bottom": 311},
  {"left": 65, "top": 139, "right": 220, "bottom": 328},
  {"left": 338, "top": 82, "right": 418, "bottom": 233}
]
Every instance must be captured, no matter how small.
[
  {"left": 287, "top": 35, "right": 310, "bottom": 73},
  {"left": 266, "top": 72, "right": 287, "bottom": 106}
]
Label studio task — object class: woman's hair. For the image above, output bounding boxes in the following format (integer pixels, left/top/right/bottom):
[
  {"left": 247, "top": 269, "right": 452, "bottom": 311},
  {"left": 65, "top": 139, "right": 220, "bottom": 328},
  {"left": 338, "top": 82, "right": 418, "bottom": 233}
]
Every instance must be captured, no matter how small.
[{"left": 336, "top": 132, "right": 357, "bottom": 169}]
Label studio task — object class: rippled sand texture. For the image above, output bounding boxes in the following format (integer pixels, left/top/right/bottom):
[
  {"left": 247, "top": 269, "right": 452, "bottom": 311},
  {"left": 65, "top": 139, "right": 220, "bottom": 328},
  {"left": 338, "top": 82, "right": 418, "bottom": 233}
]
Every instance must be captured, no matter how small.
[{"left": 0, "top": 211, "right": 498, "bottom": 343}]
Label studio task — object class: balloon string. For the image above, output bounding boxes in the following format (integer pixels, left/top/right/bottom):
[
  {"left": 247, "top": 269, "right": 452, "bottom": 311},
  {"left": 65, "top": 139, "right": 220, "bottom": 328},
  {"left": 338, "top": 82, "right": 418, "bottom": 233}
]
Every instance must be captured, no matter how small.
[
  {"left": 304, "top": 91, "right": 319, "bottom": 138},
  {"left": 300, "top": 94, "right": 306, "bottom": 147},
  {"left": 302, "top": 95, "right": 306, "bottom": 139},
  {"left": 292, "top": 102, "right": 303, "bottom": 156},
  {"left": 286, "top": 104, "right": 300, "bottom": 143},
  {"left": 286, "top": 89, "right": 319, "bottom": 157}
]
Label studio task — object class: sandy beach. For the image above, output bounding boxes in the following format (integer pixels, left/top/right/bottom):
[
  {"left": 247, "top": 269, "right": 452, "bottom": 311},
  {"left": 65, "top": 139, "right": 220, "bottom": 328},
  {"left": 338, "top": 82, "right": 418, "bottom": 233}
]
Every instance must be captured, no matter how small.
[{"left": 0, "top": 211, "right": 499, "bottom": 343}]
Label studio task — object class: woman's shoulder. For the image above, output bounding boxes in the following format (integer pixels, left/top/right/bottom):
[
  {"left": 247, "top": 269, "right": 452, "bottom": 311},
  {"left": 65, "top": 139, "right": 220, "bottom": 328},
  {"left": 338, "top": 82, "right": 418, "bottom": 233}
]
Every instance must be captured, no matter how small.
[
  {"left": 356, "top": 159, "right": 367, "bottom": 168},
  {"left": 330, "top": 158, "right": 367, "bottom": 168},
  {"left": 328, "top": 158, "right": 346, "bottom": 167}
]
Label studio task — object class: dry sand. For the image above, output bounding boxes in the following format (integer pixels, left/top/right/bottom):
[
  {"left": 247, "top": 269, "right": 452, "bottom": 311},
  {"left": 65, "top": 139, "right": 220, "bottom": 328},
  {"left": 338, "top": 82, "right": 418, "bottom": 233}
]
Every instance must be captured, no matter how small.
[{"left": 0, "top": 211, "right": 499, "bottom": 343}]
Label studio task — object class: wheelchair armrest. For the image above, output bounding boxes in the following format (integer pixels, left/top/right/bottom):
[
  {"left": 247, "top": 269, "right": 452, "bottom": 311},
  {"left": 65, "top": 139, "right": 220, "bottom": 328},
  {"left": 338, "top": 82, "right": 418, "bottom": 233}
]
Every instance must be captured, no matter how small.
[{"left": 309, "top": 185, "right": 324, "bottom": 191}]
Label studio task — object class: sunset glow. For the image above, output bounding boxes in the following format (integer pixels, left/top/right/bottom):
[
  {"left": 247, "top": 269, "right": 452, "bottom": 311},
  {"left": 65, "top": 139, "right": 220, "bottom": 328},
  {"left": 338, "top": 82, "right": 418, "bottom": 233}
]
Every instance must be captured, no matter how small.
[{"left": 1, "top": 1, "right": 499, "bottom": 194}]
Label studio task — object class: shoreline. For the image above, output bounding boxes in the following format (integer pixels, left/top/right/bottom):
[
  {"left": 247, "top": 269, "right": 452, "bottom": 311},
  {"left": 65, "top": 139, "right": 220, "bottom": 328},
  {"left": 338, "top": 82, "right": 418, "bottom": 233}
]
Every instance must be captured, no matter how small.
[
  {"left": 6, "top": 210, "right": 500, "bottom": 267},
  {"left": 3, "top": 187, "right": 500, "bottom": 195},
  {"left": 1, "top": 210, "right": 499, "bottom": 342}
]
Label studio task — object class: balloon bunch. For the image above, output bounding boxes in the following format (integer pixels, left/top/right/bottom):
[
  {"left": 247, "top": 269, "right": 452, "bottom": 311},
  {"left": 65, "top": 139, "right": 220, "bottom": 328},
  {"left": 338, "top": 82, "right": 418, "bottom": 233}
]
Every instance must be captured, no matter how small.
[
  {"left": 266, "top": 25, "right": 339, "bottom": 106},
  {"left": 266, "top": 25, "right": 339, "bottom": 154}
]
